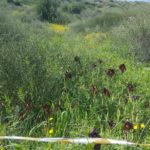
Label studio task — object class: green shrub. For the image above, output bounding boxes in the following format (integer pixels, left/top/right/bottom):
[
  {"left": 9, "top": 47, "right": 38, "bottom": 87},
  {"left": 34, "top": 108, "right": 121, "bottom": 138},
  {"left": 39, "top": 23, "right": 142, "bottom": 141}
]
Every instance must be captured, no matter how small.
[
  {"left": 0, "top": 13, "right": 52, "bottom": 120},
  {"left": 38, "top": 0, "right": 60, "bottom": 23},
  {"left": 126, "top": 17, "right": 150, "bottom": 62},
  {"left": 7, "top": 0, "right": 13, "bottom": 3},
  {"left": 38, "top": 0, "right": 70, "bottom": 24},
  {"left": 7, "top": 0, "right": 22, "bottom": 6},
  {"left": 62, "top": 1, "right": 85, "bottom": 14},
  {"left": 71, "top": 12, "right": 126, "bottom": 33},
  {"left": 113, "top": 9, "right": 150, "bottom": 63}
]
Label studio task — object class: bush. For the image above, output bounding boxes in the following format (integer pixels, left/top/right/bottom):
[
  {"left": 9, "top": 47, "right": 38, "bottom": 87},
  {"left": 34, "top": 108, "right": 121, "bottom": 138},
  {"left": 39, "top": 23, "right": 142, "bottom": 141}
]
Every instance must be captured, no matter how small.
[
  {"left": 7, "top": 0, "right": 22, "bottom": 6},
  {"left": 0, "top": 13, "right": 51, "bottom": 120},
  {"left": 127, "top": 17, "right": 150, "bottom": 62},
  {"left": 135, "top": 28, "right": 150, "bottom": 62},
  {"left": 38, "top": 0, "right": 60, "bottom": 23},
  {"left": 7, "top": 0, "right": 13, "bottom": 2},
  {"left": 62, "top": 2, "right": 85, "bottom": 14},
  {"left": 71, "top": 12, "right": 126, "bottom": 33}
]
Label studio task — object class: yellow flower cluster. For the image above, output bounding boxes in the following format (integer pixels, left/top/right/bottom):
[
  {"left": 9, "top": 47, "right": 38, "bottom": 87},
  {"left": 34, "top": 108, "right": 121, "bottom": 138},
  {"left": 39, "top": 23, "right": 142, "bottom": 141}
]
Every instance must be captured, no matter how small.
[
  {"left": 51, "top": 24, "right": 67, "bottom": 33},
  {"left": 133, "top": 123, "right": 145, "bottom": 130},
  {"left": 84, "top": 32, "right": 107, "bottom": 41},
  {"left": 49, "top": 128, "right": 54, "bottom": 135},
  {"left": 48, "top": 117, "right": 54, "bottom": 137}
]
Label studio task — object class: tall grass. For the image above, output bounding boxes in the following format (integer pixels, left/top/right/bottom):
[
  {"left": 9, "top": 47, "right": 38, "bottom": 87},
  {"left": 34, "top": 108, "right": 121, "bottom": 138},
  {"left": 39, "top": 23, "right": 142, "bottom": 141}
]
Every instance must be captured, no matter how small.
[
  {"left": 0, "top": 12, "right": 50, "bottom": 122},
  {"left": 0, "top": 1, "right": 150, "bottom": 150}
]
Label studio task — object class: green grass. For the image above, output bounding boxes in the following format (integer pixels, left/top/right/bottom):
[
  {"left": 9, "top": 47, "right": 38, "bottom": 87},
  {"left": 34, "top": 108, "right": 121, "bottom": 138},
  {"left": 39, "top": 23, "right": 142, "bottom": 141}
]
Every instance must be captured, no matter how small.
[{"left": 0, "top": 0, "right": 150, "bottom": 150}]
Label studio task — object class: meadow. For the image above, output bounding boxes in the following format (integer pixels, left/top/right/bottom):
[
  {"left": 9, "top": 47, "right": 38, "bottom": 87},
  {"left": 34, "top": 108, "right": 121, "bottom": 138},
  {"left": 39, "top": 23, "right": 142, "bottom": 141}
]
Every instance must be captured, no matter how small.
[{"left": 0, "top": 0, "right": 150, "bottom": 149}]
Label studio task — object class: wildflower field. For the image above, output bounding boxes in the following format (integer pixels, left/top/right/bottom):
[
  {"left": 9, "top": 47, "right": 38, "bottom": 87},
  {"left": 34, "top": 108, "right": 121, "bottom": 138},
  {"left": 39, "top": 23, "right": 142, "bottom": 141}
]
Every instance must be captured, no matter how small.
[{"left": 0, "top": 0, "right": 150, "bottom": 150}]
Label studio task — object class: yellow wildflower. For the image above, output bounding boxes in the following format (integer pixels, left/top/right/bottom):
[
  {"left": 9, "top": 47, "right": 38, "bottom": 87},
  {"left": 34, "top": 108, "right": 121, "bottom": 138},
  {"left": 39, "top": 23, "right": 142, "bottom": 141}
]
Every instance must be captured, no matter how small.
[
  {"left": 133, "top": 124, "right": 139, "bottom": 130},
  {"left": 84, "top": 32, "right": 107, "bottom": 41},
  {"left": 49, "top": 128, "right": 54, "bottom": 135},
  {"left": 140, "top": 123, "right": 145, "bottom": 129},
  {"left": 51, "top": 24, "right": 67, "bottom": 33}
]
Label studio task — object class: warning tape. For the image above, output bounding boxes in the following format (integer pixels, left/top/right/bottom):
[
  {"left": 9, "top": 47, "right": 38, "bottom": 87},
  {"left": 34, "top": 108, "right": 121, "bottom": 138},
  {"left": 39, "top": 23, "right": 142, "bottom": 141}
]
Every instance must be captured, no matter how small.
[
  {"left": 0, "top": 136, "right": 134, "bottom": 145},
  {"left": 0, "top": 136, "right": 150, "bottom": 147}
]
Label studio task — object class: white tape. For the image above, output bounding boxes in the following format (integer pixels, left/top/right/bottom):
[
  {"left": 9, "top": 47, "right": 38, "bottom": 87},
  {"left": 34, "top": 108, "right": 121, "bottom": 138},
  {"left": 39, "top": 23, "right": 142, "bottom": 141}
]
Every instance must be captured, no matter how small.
[
  {"left": 0, "top": 136, "right": 135, "bottom": 145},
  {"left": 0, "top": 136, "right": 150, "bottom": 147}
]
